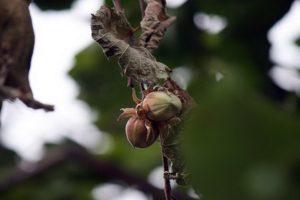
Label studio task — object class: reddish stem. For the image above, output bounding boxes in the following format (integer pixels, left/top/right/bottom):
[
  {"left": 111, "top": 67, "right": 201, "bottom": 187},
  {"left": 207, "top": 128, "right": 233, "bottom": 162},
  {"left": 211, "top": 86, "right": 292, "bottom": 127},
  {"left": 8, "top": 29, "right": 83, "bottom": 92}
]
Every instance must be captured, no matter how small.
[{"left": 160, "top": 134, "right": 172, "bottom": 200}]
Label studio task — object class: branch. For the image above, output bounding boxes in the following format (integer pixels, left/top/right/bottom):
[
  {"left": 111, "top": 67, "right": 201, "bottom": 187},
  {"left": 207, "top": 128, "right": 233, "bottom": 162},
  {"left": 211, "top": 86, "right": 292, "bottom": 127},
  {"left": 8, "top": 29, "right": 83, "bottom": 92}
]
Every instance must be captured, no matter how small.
[
  {"left": 0, "top": 145, "right": 191, "bottom": 199},
  {"left": 0, "top": 0, "right": 54, "bottom": 112},
  {"left": 91, "top": 2, "right": 194, "bottom": 200},
  {"left": 161, "top": 135, "right": 172, "bottom": 200}
]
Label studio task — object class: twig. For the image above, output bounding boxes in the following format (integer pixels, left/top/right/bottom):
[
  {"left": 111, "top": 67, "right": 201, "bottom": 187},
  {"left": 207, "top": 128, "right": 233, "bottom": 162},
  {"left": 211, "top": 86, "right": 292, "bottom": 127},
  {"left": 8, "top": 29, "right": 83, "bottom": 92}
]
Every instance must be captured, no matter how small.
[{"left": 161, "top": 134, "right": 172, "bottom": 200}]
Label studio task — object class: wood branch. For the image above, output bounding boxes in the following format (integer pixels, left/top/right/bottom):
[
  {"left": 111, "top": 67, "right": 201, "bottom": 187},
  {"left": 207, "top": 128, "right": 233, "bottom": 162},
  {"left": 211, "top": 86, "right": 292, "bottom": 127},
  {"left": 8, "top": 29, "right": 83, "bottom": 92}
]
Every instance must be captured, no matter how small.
[
  {"left": 0, "top": 145, "right": 191, "bottom": 199},
  {"left": 91, "top": 1, "right": 193, "bottom": 200},
  {"left": 0, "top": 0, "right": 54, "bottom": 112}
]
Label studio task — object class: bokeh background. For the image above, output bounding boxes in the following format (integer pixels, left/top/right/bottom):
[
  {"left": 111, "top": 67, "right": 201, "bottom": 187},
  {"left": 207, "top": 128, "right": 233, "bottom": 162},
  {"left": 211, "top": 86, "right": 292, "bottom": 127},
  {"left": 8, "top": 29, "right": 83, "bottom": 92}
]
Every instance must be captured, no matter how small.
[{"left": 1, "top": 0, "right": 300, "bottom": 199}]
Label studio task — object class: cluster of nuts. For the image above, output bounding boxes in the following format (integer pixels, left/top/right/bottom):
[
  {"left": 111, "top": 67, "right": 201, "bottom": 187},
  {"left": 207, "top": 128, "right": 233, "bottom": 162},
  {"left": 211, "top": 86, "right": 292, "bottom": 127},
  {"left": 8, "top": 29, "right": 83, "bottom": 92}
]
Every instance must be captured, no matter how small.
[{"left": 118, "top": 89, "right": 182, "bottom": 148}]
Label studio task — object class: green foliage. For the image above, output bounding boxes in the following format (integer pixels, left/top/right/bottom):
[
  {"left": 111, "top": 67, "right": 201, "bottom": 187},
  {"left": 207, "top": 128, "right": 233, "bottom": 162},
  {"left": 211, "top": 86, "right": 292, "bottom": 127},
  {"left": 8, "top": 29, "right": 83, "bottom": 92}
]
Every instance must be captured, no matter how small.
[
  {"left": 296, "top": 38, "right": 300, "bottom": 46},
  {"left": 70, "top": 44, "right": 129, "bottom": 134},
  {"left": 184, "top": 68, "right": 300, "bottom": 200},
  {"left": 1, "top": 160, "right": 98, "bottom": 200},
  {"left": 70, "top": 44, "right": 161, "bottom": 175}
]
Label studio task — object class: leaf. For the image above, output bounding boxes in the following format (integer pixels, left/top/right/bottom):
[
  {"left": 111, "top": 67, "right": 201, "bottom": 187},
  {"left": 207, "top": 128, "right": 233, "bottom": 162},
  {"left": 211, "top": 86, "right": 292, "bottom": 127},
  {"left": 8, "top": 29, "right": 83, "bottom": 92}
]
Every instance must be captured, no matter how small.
[
  {"left": 0, "top": 0, "right": 54, "bottom": 111},
  {"left": 139, "top": 0, "right": 176, "bottom": 52},
  {"left": 183, "top": 69, "right": 300, "bottom": 200},
  {"left": 91, "top": 5, "right": 171, "bottom": 85}
]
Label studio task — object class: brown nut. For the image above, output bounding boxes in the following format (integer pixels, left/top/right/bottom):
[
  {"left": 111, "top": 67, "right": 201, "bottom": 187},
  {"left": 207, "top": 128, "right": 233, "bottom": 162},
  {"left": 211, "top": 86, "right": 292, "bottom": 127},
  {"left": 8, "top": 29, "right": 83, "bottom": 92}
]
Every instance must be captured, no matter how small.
[{"left": 125, "top": 117, "right": 158, "bottom": 148}]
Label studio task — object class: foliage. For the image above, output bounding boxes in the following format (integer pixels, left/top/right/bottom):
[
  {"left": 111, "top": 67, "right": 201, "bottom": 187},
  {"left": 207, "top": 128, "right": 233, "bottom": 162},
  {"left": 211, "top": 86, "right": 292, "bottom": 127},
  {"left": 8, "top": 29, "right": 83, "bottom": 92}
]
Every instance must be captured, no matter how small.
[{"left": 184, "top": 67, "right": 300, "bottom": 200}]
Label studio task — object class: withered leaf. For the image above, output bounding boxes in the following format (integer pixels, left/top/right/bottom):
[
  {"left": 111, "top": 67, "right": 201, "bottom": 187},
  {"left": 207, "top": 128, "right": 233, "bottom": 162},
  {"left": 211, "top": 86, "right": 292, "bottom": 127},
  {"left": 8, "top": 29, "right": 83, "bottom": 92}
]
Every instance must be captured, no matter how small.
[
  {"left": 0, "top": 0, "right": 54, "bottom": 111},
  {"left": 139, "top": 0, "right": 176, "bottom": 52},
  {"left": 91, "top": 5, "right": 171, "bottom": 85}
]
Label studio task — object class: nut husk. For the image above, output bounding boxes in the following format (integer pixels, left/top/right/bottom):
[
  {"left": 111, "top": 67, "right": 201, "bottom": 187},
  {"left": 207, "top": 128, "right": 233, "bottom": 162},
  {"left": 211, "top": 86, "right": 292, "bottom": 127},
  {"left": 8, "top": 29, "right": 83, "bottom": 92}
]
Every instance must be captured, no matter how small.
[{"left": 142, "top": 91, "right": 182, "bottom": 121}]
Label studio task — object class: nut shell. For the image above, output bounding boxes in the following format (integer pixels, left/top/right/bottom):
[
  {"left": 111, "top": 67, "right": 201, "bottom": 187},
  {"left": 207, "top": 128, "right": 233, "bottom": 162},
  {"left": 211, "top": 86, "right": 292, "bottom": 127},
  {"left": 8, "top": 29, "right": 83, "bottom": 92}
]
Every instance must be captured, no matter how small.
[{"left": 125, "top": 117, "right": 158, "bottom": 148}]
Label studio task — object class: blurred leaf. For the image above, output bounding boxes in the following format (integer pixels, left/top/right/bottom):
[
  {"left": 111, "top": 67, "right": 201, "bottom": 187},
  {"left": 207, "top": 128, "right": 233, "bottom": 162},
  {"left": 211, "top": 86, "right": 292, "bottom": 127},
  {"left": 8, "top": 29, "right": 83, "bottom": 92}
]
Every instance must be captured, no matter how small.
[
  {"left": 183, "top": 68, "right": 300, "bottom": 200},
  {"left": 296, "top": 37, "right": 300, "bottom": 46},
  {"left": 1, "top": 160, "right": 97, "bottom": 200},
  {"left": 33, "top": 0, "right": 75, "bottom": 10},
  {"left": 0, "top": 146, "right": 19, "bottom": 180},
  {"left": 70, "top": 44, "right": 161, "bottom": 174},
  {"left": 70, "top": 44, "right": 130, "bottom": 134}
]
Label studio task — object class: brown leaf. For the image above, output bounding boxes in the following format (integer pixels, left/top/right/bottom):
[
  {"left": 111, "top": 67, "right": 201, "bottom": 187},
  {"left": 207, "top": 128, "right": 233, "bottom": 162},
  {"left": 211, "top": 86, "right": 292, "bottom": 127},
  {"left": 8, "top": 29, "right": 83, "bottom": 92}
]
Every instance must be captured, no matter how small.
[
  {"left": 91, "top": 5, "right": 171, "bottom": 85},
  {"left": 139, "top": 0, "right": 176, "bottom": 52}
]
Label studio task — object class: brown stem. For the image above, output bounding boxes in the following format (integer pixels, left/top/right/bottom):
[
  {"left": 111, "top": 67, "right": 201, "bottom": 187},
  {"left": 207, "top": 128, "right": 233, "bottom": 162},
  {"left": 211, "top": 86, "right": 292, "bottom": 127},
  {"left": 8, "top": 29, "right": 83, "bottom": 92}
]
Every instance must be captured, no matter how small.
[
  {"left": 139, "top": 0, "right": 146, "bottom": 18},
  {"left": 160, "top": 134, "right": 172, "bottom": 200},
  {"left": 113, "top": 0, "right": 123, "bottom": 13}
]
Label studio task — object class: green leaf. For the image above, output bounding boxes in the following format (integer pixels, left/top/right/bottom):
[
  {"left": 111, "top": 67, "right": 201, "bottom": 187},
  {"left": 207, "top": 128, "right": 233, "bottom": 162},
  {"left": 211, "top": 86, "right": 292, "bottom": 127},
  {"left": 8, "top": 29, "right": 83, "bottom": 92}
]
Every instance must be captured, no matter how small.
[{"left": 183, "top": 69, "right": 300, "bottom": 200}]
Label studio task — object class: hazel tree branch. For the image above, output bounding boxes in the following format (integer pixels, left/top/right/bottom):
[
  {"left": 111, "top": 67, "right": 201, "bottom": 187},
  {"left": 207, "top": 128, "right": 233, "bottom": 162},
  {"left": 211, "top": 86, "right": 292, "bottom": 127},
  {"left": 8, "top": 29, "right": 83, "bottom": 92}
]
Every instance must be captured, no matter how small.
[
  {"left": 161, "top": 135, "right": 172, "bottom": 200},
  {"left": 91, "top": 1, "right": 194, "bottom": 199},
  {"left": 0, "top": 145, "right": 191, "bottom": 199}
]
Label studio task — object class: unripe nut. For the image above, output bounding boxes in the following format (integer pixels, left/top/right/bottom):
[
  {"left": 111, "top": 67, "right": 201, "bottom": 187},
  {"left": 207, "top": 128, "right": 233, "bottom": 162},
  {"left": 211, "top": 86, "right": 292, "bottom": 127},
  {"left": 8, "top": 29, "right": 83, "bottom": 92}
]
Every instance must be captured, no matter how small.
[
  {"left": 125, "top": 117, "right": 158, "bottom": 148},
  {"left": 142, "top": 91, "right": 182, "bottom": 121}
]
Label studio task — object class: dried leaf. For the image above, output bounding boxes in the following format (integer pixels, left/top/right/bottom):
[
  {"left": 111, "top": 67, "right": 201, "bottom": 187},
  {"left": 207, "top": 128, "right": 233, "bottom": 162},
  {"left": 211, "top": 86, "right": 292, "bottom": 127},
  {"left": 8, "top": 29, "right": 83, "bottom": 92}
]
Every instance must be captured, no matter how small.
[
  {"left": 139, "top": 0, "right": 176, "bottom": 52},
  {"left": 91, "top": 5, "right": 171, "bottom": 85},
  {"left": 0, "top": 0, "right": 54, "bottom": 111}
]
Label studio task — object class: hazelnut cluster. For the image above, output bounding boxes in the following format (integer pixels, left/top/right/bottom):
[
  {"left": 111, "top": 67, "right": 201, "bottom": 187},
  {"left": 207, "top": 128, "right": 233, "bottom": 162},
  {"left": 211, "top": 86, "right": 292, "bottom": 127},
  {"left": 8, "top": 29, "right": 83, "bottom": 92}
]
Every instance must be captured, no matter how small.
[{"left": 118, "top": 89, "right": 182, "bottom": 148}]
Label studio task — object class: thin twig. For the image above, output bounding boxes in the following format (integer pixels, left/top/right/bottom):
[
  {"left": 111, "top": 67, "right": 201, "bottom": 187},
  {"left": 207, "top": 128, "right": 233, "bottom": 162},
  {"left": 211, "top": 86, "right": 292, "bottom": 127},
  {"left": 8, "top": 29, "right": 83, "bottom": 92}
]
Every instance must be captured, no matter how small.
[
  {"left": 139, "top": 0, "right": 146, "bottom": 18},
  {"left": 160, "top": 134, "right": 172, "bottom": 200}
]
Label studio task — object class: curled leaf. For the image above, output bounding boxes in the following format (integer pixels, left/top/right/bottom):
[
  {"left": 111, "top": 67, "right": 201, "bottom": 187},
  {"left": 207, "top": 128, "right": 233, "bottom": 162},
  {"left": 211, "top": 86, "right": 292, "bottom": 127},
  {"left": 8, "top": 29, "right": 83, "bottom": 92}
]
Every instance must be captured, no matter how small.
[
  {"left": 140, "top": 0, "right": 176, "bottom": 52},
  {"left": 91, "top": 5, "right": 171, "bottom": 85}
]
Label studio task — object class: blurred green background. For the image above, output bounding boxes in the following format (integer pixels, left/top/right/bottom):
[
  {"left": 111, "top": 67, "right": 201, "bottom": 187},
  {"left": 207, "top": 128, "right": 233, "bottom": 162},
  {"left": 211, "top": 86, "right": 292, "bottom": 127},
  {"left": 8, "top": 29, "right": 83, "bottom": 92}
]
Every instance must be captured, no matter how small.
[{"left": 1, "top": 0, "right": 300, "bottom": 199}]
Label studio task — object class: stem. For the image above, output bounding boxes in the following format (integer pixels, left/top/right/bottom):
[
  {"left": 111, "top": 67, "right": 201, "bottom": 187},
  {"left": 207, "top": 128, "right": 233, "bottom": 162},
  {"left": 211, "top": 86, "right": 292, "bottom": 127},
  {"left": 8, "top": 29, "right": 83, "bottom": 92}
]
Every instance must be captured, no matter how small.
[
  {"left": 161, "top": 0, "right": 166, "bottom": 8},
  {"left": 113, "top": 0, "right": 123, "bottom": 13},
  {"left": 139, "top": 0, "right": 146, "bottom": 18},
  {"left": 160, "top": 134, "right": 172, "bottom": 200}
]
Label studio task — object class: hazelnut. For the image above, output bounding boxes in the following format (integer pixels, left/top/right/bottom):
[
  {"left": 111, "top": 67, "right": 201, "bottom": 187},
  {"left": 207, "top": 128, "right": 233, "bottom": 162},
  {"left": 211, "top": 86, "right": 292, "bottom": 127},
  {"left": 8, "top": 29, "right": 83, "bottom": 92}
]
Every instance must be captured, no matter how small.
[
  {"left": 125, "top": 117, "right": 158, "bottom": 148},
  {"left": 141, "top": 91, "right": 182, "bottom": 121}
]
